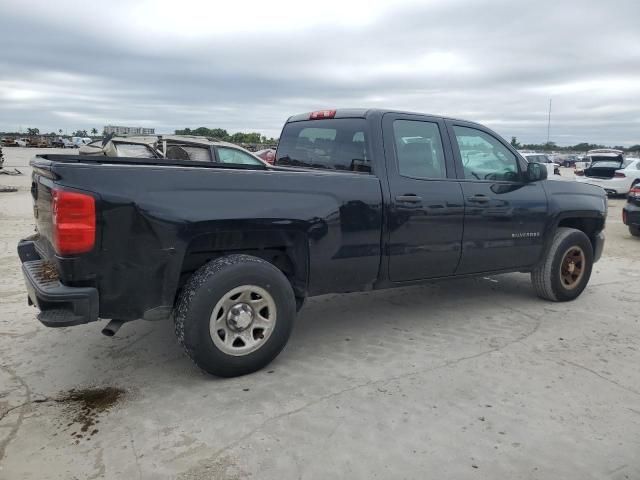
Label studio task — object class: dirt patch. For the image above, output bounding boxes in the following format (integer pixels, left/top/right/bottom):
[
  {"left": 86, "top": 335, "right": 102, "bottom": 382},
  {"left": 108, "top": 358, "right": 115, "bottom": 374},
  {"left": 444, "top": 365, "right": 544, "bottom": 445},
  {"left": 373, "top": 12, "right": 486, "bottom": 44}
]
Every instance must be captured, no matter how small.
[
  {"left": 56, "top": 387, "right": 125, "bottom": 442},
  {"left": 39, "top": 261, "right": 59, "bottom": 282}
]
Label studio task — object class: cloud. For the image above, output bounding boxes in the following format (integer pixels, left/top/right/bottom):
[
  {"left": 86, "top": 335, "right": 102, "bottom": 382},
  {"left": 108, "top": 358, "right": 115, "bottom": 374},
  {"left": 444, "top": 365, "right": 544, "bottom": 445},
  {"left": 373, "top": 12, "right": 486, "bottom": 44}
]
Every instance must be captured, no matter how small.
[{"left": 0, "top": 0, "right": 639, "bottom": 145}]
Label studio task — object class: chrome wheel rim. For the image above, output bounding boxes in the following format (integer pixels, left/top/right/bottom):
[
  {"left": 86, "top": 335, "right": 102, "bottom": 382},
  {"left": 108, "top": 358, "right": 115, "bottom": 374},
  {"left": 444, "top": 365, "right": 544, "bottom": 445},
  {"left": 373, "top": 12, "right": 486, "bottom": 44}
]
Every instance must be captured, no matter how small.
[
  {"left": 560, "top": 246, "right": 586, "bottom": 290},
  {"left": 209, "top": 285, "right": 277, "bottom": 356}
]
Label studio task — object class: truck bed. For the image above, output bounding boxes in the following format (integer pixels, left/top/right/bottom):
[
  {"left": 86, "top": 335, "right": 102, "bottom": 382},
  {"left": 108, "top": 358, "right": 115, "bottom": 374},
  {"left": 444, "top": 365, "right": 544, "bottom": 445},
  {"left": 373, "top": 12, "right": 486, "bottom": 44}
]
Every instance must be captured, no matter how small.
[{"left": 28, "top": 154, "right": 384, "bottom": 321}]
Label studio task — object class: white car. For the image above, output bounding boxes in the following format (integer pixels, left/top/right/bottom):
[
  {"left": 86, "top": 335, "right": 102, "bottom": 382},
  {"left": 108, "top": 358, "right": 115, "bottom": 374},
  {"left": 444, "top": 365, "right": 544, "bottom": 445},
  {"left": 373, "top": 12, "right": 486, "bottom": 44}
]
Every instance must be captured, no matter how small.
[
  {"left": 576, "top": 157, "right": 640, "bottom": 195},
  {"left": 518, "top": 151, "right": 561, "bottom": 178},
  {"left": 71, "top": 136, "right": 92, "bottom": 147}
]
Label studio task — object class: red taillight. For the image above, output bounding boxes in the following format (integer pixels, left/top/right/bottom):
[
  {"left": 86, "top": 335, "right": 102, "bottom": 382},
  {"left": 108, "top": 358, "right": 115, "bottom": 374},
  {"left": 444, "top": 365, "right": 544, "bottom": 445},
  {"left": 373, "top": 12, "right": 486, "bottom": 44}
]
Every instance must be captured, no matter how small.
[
  {"left": 623, "top": 209, "right": 627, "bottom": 224},
  {"left": 614, "top": 171, "right": 626, "bottom": 178},
  {"left": 52, "top": 189, "right": 95, "bottom": 255},
  {"left": 629, "top": 186, "right": 640, "bottom": 198},
  {"left": 309, "top": 109, "right": 336, "bottom": 120}
]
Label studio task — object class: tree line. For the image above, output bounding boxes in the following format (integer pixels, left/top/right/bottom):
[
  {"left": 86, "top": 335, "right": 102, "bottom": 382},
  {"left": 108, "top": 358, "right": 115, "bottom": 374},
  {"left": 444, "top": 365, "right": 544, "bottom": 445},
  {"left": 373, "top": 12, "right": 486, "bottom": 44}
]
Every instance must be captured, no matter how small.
[
  {"left": 510, "top": 137, "right": 640, "bottom": 153},
  {"left": 4, "top": 128, "right": 100, "bottom": 137},
  {"left": 2, "top": 126, "right": 277, "bottom": 145},
  {"left": 174, "top": 127, "right": 277, "bottom": 144}
]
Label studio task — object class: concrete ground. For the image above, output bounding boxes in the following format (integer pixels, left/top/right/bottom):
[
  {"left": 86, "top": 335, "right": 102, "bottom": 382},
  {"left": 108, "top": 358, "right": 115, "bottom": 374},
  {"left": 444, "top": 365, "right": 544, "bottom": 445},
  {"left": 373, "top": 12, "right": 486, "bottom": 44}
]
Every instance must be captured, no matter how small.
[{"left": 0, "top": 148, "right": 639, "bottom": 480}]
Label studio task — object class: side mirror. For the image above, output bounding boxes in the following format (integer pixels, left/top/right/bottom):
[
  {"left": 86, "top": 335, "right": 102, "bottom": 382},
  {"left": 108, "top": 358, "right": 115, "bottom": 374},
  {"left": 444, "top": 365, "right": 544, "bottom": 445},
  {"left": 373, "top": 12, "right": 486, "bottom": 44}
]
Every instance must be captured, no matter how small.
[{"left": 526, "top": 162, "right": 548, "bottom": 182}]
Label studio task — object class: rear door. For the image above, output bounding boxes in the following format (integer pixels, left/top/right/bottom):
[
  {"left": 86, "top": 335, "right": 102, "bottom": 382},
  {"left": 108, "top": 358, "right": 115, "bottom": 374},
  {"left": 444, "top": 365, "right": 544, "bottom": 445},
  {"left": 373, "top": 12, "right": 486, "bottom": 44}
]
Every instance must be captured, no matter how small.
[
  {"left": 383, "top": 113, "right": 464, "bottom": 281},
  {"left": 446, "top": 120, "right": 548, "bottom": 274}
]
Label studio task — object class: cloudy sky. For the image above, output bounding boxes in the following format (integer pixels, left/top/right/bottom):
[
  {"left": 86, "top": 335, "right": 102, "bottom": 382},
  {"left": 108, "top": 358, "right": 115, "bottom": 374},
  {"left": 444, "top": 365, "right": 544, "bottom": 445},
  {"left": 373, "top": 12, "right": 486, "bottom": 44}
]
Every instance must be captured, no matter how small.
[{"left": 1, "top": 0, "right": 639, "bottom": 145}]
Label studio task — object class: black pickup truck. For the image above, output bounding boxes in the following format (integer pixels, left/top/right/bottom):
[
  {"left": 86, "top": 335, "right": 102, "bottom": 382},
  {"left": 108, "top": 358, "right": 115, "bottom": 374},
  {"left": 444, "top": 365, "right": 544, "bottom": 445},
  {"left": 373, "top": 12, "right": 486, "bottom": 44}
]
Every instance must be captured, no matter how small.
[{"left": 19, "top": 109, "right": 607, "bottom": 377}]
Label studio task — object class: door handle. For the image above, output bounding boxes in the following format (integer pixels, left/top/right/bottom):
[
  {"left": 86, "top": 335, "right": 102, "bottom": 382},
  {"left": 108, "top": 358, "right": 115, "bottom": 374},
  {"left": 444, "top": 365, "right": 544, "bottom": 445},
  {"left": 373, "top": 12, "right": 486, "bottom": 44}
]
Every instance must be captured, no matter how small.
[
  {"left": 467, "top": 194, "right": 490, "bottom": 204},
  {"left": 395, "top": 194, "right": 422, "bottom": 203}
]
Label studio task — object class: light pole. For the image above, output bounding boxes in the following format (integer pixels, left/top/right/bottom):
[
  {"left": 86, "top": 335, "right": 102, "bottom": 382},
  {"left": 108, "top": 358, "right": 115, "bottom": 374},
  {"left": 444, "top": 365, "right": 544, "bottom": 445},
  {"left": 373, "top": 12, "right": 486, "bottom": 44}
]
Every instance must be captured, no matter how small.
[{"left": 546, "top": 98, "right": 552, "bottom": 145}]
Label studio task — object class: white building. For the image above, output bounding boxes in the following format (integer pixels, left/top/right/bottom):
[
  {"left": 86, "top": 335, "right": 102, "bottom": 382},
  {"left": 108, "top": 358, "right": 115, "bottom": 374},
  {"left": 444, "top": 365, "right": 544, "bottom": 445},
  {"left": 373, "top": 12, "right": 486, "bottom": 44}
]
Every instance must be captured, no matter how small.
[{"left": 104, "top": 125, "right": 155, "bottom": 135}]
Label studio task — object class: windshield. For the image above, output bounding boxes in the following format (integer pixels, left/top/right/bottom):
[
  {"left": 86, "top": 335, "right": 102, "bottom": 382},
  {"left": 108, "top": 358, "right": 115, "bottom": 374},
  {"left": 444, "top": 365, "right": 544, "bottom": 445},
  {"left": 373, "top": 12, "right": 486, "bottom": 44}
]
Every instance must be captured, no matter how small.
[
  {"left": 589, "top": 160, "right": 624, "bottom": 168},
  {"left": 166, "top": 144, "right": 212, "bottom": 162},
  {"left": 590, "top": 155, "right": 623, "bottom": 165},
  {"left": 276, "top": 119, "right": 370, "bottom": 173}
]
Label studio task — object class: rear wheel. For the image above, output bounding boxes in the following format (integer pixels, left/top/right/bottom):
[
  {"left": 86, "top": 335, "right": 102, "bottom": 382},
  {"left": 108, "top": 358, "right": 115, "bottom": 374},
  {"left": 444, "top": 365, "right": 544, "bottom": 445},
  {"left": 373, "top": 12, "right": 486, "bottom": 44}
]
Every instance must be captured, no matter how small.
[
  {"left": 174, "top": 254, "right": 296, "bottom": 377},
  {"left": 630, "top": 225, "right": 640, "bottom": 237},
  {"left": 531, "top": 227, "right": 593, "bottom": 301}
]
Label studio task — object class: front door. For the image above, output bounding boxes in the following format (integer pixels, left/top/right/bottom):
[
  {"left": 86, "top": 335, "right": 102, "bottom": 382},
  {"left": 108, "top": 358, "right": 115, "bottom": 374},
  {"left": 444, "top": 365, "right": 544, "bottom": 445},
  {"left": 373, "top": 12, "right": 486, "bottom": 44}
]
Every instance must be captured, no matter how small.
[
  {"left": 446, "top": 121, "right": 548, "bottom": 274},
  {"left": 384, "top": 114, "right": 464, "bottom": 281}
]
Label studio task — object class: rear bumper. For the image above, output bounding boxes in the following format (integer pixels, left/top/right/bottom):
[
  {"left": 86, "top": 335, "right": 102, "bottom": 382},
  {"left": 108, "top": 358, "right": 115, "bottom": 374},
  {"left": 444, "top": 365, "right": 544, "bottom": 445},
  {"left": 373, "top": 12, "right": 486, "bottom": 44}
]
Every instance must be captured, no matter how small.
[
  {"left": 18, "top": 239, "right": 98, "bottom": 327},
  {"left": 575, "top": 177, "right": 631, "bottom": 195}
]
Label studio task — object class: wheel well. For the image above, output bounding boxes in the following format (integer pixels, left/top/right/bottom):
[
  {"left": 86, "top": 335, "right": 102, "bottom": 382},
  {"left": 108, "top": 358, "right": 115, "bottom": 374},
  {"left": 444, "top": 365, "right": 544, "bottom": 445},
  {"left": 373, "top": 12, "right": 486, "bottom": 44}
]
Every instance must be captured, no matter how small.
[
  {"left": 179, "top": 230, "right": 308, "bottom": 299},
  {"left": 557, "top": 217, "right": 603, "bottom": 251}
]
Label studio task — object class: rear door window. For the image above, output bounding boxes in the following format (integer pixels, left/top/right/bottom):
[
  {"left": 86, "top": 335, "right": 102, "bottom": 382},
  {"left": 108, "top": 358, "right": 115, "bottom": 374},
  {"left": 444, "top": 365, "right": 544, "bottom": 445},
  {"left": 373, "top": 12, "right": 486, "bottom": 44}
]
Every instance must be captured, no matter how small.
[
  {"left": 392, "top": 120, "right": 447, "bottom": 179},
  {"left": 276, "top": 119, "right": 370, "bottom": 173}
]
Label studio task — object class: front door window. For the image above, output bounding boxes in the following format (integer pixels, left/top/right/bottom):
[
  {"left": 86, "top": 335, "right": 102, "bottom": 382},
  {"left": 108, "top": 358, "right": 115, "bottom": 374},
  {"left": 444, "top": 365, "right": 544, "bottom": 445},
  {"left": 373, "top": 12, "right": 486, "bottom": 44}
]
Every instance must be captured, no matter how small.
[{"left": 453, "top": 126, "right": 520, "bottom": 182}]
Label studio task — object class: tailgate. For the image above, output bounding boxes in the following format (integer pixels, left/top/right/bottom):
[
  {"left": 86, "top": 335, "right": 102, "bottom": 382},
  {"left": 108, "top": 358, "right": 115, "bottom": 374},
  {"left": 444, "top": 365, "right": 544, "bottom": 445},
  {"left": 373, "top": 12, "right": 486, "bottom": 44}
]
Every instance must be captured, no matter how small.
[
  {"left": 21, "top": 158, "right": 101, "bottom": 326},
  {"left": 30, "top": 165, "right": 56, "bottom": 253}
]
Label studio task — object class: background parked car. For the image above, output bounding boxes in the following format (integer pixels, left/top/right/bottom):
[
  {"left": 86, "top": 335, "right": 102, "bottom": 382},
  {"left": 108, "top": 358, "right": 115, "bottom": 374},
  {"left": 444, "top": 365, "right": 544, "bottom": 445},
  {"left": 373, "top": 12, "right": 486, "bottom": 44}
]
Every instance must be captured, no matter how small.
[
  {"left": 576, "top": 153, "right": 640, "bottom": 195},
  {"left": 254, "top": 148, "right": 276, "bottom": 164},
  {"left": 559, "top": 154, "right": 580, "bottom": 167},
  {"left": 623, "top": 183, "right": 640, "bottom": 236},
  {"left": 71, "top": 136, "right": 92, "bottom": 147},
  {"left": 518, "top": 151, "right": 561, "bottom": 177},
  {"left": 575, "top": 148, "right": 619, "bottom": 174},
  {"left": 50, "top": 137, "right": 67, "bottom": 148},
  {"left": 79, "top": 135, "right": 266, "bottom": 166},
  {"left": 79, "top": 137, "right": 160, "bottom": 157},
  {"left": 1, "top": 137, "right": 28, "bottom": 147},
  {"left": 27, "top": 137, "right": 50, "bottom": 148}
]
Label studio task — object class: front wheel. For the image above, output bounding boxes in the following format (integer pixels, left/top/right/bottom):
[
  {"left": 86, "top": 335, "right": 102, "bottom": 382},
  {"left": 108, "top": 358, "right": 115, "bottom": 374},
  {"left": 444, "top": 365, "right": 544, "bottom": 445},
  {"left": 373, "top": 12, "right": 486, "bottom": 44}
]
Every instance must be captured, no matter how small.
[
  {"left": 531, "top": 227, "right": 594, "bottom": 301},
  {"left": 174, "top": 254, "right": 296, "bottom": 377}
]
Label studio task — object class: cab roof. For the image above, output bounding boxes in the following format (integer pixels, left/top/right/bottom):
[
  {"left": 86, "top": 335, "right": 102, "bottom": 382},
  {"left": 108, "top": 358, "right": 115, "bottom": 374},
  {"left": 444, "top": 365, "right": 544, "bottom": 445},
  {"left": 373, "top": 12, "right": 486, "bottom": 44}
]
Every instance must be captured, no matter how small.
[{"left": 286, "top": 108, "right": 482, "bottom": 127}]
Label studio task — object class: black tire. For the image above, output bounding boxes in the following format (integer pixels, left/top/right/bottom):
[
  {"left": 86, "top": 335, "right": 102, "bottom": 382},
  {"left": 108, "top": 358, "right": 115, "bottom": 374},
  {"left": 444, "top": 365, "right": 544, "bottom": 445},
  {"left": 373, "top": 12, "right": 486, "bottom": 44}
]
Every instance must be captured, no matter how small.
[
  {"left": 531, "top": 227, "right": 593, "bottom": 301},
  {"left": 174, "top": 254, "right": 296, "bottom": 377},
  {"left": 630, "top": 225, "right": 640, "bottom": 237}
]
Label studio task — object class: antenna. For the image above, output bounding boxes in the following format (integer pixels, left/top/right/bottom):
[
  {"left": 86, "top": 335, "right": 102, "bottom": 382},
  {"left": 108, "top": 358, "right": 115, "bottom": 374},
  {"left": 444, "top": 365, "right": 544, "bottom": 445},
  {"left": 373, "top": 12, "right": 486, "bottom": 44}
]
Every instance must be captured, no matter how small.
[{"left": 546, "top": 98, "right": 552, "bottom": 145}]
